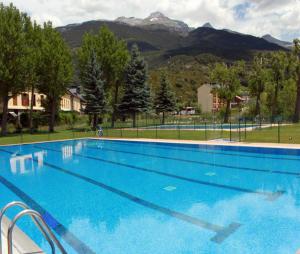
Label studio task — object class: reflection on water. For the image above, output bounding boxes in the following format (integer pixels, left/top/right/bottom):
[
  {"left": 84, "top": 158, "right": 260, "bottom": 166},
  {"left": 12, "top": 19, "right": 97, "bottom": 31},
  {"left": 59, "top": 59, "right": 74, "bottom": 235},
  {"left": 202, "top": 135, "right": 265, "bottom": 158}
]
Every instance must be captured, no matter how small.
[
  {"left": 67, "top": 193, "right": 300, "bottom": 254},
  {"left": 62, "top": 145, "right": 73, "bottom": 160},
  {"left": 10, "top": 151, "right": 46, "bottom": 174},
  {"left": 61, "top": 142, "right": 83, "bottom": 161}
]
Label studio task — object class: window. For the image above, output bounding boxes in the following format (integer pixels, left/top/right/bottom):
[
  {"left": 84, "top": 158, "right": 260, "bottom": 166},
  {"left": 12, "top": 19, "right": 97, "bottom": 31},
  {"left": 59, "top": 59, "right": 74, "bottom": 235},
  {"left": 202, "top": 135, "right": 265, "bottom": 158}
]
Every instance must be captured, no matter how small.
[
  {"left": 13, "top": 96, "right": 18, "bottom": 106},
  {"left": 21, "top": 94, "right": 29, "bottom": 106}
]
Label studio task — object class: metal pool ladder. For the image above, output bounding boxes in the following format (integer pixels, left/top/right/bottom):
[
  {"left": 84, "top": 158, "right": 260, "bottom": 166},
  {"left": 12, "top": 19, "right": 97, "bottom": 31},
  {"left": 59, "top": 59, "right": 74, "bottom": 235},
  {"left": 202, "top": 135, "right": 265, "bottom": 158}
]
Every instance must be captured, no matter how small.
[{"left": 0, "top": 201, "right": 67, "bottom": 254}]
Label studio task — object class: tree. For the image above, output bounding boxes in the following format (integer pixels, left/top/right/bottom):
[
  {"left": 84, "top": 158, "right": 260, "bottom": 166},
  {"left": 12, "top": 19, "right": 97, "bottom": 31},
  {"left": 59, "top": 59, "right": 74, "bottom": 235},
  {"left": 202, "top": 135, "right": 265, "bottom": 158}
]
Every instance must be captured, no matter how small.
[
  {"left": 210, "top": 61, "right": 245, "bottom": 123},
  {"left": 37, "top": 22, "right": 73, "bottom": 132},
  {"left": 119, "top": 44, "right": 151, "bottom": 127},
  {"left": 24, "top": 20, "right": 43, "bottom": 132},
  {"left": 248, "top": 54, "right": 269, "bottom": 117},
  {"left": 267, "top": 51, "right": 290, "bottom": 121},
  {"left": 154, "top": 73, "right": 176, "bottom": 124},
  {"left": 77, "top": 26, "right": 129, "bottom": 127},
  {"left": 293, "top": 39, "right": 300, "bottom": 122},
  {"left": 81, "top": 50, "right": 106, "bottom": 129},
  {"left": 0, "top": 3, "right": 29, "bottom": 135}
]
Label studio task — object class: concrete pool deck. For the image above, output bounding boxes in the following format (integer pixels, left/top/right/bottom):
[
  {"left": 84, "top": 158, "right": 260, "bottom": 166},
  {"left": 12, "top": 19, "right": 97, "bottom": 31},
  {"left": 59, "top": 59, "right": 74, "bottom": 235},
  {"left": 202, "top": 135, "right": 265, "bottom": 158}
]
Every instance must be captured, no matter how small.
[
  {"left": 1, "top": 216, "right": 43, "bottom": 254},
  {"left": 98, "top": 137, "right": 300, "bottom": 150},
  {"left": 1, "top": 136, "right": 300, "bottom": 150}
]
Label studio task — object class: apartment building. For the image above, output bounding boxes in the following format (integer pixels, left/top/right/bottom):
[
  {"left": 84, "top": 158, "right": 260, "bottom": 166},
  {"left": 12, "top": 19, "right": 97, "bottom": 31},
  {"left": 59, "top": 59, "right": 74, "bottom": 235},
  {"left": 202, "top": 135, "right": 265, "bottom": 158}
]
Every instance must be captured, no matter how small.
[
  {"left": 197, "top": 84, "right": 248, "bottom": 113},
  {"left": 0, "top": 88, "right": 85, "bottom": 114}
]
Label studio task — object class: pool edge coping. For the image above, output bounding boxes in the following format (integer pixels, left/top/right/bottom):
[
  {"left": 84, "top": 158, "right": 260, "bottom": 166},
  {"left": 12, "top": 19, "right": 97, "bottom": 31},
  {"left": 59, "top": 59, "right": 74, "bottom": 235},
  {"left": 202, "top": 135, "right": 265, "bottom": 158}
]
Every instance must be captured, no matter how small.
[
  {"left": 1, "top": 136, "right": 300, "bottom": 150},
  {"left": 97, "top": 137, "right": 300, "bottom": 150}
]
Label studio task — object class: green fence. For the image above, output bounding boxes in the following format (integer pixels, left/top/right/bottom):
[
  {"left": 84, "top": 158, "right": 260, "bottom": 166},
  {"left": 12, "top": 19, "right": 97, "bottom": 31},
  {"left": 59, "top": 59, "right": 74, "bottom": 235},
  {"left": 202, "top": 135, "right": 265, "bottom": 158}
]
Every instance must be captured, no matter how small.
[{"left": 1, "top": 115, "right": 300, "bottom": 145}]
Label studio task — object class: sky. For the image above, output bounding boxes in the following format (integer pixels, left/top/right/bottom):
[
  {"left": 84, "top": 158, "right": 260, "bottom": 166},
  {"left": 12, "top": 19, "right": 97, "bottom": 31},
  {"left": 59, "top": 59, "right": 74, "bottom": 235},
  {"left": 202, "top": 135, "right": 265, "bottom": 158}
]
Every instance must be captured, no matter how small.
[{"left": 2, "top": 0, "right": 300, "bottom": 41}]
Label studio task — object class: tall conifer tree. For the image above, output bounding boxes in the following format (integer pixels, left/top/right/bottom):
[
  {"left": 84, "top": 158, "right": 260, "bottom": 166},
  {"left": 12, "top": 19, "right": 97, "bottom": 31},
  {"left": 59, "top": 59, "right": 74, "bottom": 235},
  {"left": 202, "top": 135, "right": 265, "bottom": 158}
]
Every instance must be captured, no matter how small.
[
  {"left": 119, "top": 44, "right": 151, "bottom": 127},
  {"left": 154, "top": 73, "right": 176, "bottom": 124},
  {"left": 82, "top": 50, "right": 106, "bottom": 129}
]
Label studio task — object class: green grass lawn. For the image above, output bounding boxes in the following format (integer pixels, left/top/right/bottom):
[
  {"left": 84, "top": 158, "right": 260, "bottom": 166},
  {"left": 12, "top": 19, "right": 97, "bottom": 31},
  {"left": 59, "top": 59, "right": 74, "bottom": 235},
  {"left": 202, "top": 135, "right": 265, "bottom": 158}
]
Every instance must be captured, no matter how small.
[{"left": 0, "top": 124, "right": 299, "bottom": 145}]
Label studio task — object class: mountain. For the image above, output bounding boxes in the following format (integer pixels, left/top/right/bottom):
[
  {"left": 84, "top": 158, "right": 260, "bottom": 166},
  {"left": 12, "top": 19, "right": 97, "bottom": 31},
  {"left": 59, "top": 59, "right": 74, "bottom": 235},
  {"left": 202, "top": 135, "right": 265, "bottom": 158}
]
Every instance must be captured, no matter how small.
[
  {"left": 58, "top": 19, "right": 182, "bottom": 51},
  {"left": 202, "top": 22, "right": 213, "bottom": 29},
  {"left": 115, "top": 11, "right": 191, "bottom": 35},
  {"left": 166, "top": 27, "right": 285, "bottom": 61},
  {"left": 262, "top": 34, "right": 293, "bottom": 49},
  {"left": 57, "top": 12, "right": 286, "bottom": 67}
]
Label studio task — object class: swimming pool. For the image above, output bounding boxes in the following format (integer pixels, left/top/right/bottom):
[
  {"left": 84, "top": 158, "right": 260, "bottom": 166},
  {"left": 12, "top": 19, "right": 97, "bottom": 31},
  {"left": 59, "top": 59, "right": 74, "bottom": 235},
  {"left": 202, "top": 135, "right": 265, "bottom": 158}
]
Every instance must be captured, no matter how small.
[{"left": 0, "top": 139, "right": 299, "bottom": 253}]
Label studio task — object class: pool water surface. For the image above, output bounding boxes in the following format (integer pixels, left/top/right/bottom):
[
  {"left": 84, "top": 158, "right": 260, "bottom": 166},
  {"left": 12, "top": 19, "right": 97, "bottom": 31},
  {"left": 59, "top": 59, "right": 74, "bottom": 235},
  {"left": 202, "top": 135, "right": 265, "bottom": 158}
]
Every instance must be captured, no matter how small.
[{"left": 0, "top": 139, "right": 299, "bottom": 254}]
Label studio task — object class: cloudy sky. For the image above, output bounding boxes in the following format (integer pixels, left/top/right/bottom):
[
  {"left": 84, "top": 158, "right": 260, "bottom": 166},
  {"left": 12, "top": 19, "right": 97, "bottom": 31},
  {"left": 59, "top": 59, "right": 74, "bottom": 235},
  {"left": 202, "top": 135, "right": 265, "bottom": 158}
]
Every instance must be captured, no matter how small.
[{"left": 3, "top": 0, "right": 300, "bottom": 41}]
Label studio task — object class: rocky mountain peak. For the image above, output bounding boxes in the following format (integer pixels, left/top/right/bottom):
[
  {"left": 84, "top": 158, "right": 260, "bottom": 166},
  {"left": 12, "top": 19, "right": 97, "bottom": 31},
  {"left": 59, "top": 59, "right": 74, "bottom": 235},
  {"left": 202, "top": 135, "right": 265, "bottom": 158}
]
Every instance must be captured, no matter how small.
[
  {"left": 147, "top": 11, "right": 167, "bottom": 20},
  {"left": 115, "top": 11, "right": 191, "bottom": 35},
  {"left": 202, "top": 22, "right": 214, "bottom": 29}
]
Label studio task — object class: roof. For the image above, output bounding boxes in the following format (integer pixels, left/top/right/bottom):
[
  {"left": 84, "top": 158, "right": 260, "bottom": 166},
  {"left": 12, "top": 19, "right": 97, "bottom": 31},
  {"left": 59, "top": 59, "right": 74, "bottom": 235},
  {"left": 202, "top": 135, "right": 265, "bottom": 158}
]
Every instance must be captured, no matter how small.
[{"left": 67, "top": 88, "right": 85, "bottom": 102}]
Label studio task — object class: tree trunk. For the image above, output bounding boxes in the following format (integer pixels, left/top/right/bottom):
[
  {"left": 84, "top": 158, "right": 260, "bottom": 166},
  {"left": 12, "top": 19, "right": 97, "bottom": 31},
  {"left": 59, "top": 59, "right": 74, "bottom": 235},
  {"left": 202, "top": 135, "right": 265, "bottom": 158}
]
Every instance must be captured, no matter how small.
[
  {"left": 111, "top": 80, "right": 120, "bottom": 128},
  {"left": 132, "top": 112, "right": 136, "bottom": 128},
  {"left": 255, "top": 93, "right": 261, "bottom": 117},
  {"left": 224, "top": 99, "right": 231, "bottom": 123},
  {"left": 93, "top": 114, "right": 98, "bottom": 130},
  {"left": 49, "top": 99, "right": 56, "bottom": 133},
  {"left": 271, "top": 81, "right": 279, "bottom": 122},
  {"left": 293, "top": 76, "right": 300, "bottom": 123},
  {"left": 1, "top": 92, "right": 9, "bottom": 136},
  {"left": 162, "top": 112, "right": 165, "bottom": 125},
  {"left": 29, "top": 85, "right": 34, "bottom": 133}
]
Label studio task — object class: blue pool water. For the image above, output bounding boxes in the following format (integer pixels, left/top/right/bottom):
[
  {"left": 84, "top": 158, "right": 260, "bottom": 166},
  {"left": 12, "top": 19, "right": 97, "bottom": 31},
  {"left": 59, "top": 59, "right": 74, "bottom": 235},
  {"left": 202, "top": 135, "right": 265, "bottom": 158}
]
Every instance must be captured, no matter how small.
[
  {"left": 141, "top": 124, "right": 261, "bottom": 130},
  {"left": 0, "top": 139, "right": 300, "bottom": 253}
]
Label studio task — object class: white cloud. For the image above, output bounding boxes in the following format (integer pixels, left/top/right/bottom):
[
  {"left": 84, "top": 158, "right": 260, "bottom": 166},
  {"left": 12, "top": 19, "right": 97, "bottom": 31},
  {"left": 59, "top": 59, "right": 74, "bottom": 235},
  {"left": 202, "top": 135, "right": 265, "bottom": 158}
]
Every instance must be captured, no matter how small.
[{"left": 2, "top": 0, "right": 300, "bottom": 41}]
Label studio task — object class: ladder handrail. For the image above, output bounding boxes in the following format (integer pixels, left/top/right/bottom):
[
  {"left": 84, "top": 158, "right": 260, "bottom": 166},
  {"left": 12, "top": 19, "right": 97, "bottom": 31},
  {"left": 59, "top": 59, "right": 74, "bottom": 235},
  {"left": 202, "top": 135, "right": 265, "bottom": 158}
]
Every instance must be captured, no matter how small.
[
  {"left": 0, "top": 201, "right": 55, "bottom": 254},
  {"left": 7, "top": 209, "right": 67, "bottom": 254}
]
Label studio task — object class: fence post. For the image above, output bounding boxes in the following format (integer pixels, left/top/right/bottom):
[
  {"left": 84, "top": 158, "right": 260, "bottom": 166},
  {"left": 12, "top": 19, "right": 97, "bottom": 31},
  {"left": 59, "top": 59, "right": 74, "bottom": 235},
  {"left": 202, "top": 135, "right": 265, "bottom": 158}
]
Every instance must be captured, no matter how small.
[
  {"left": 244, "top": 119, "right": 247, "bottom": 140},
  {"left": 20, "top": 129, "right": 23, "bottom": 144},
  {"left": 146, "top": 113, "right": 148, "bottom": 127},
  {"left": 72, "top": 125, "right": 75, "bottom": 139},
  {"left": 205, "top": 122, "right": 207, "bottom": 140},
  {"left": 238, "top": 119, "right": 241, "bottom": 142},
  {"left": 229, "top": 121, "right": 232, "bottom": 141},
  {"left": 155, "top": 124, "right": 158, "bottom": 139},
  {"left": 278, "top": 121, "right": 280, "bottom": 143},
  {"left": 220, "top": 122, "right": 223, "bottom": 139}
]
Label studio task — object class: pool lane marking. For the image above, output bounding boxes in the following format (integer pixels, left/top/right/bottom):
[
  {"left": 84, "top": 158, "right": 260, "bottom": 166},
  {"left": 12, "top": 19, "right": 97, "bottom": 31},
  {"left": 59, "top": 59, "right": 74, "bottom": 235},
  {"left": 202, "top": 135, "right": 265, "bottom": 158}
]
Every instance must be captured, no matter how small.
[
  {"left": 0, "top": 147, "right": 241, "bottom": 243},
  {"left": 0, "top": 150, "right": 96, "bottom": 254},
  {"left": 34, "top": 145, "right": 284, "bottom": 202},
  {"left": 84, "top": 144, "right": 299, "bottom": 178},
  {"left": 98, "top": 139, "right": 300, "bottom": 162}
]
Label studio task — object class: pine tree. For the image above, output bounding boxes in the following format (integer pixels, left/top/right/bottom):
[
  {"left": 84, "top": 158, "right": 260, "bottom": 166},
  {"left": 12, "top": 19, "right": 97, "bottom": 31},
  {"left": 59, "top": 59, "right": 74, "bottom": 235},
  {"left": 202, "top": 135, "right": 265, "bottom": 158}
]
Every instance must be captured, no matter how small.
[
  {"left": 119, "top": 44, "right": 151, "bottom": 127},
  {"left": 77, "top": 26, "right": 129, "bottom": 128},
  {"left": 154, "top": 73, "right": 176, "bottom": 124},
  {"left": 82, "top": 50, "right": 106, "bottom": 129}
]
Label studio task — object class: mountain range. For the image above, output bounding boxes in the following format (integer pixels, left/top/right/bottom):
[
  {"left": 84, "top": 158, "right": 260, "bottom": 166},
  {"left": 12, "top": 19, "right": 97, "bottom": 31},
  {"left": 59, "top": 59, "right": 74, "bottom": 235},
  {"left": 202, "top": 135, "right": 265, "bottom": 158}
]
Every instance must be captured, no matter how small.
[{"left": 58, "top": 12, "right": 290, "bottom": 67}]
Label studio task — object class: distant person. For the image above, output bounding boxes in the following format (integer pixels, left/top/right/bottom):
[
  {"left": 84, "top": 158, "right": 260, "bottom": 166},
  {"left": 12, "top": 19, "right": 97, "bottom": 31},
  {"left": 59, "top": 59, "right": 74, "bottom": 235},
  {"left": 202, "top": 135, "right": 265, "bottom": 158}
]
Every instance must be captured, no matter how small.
[{"left": 96, "top": 125, "right": 103, "bottom": 137}]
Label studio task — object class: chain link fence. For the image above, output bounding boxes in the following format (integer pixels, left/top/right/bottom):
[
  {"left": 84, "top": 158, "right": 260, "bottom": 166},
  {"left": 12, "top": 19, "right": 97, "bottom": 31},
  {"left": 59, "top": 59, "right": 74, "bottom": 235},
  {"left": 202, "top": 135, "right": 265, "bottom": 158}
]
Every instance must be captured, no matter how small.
[{"left": 0, "top": 114, "right": 299, "bottom": 145}]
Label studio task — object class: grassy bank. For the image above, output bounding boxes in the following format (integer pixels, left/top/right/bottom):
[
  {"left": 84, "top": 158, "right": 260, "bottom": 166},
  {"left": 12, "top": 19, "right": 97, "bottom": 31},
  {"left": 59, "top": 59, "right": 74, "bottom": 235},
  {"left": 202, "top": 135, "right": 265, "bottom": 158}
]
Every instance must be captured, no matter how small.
[{"left": 0, "top": 123, "right": 300, "bottom": 146}]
